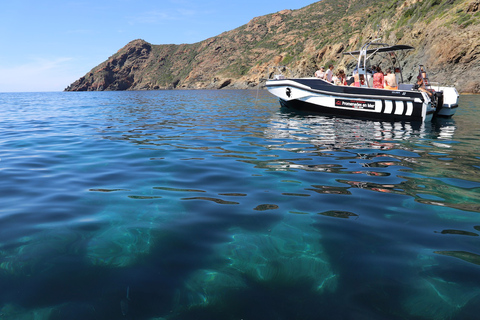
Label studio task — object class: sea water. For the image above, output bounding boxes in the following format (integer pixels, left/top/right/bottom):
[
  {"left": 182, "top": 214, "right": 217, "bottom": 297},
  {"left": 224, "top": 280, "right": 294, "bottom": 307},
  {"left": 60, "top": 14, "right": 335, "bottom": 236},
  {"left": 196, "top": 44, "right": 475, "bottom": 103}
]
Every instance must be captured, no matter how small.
[{"left": 0, "top": 90, "right": 479, "bottom": 320}]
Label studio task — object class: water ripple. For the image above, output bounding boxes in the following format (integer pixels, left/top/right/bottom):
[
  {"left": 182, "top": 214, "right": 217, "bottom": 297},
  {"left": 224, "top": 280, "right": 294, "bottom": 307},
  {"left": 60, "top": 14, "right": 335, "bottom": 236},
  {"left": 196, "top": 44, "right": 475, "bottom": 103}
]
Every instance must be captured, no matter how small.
[{"left": 1, "top": 91, "right": 480, "bottom": 319}]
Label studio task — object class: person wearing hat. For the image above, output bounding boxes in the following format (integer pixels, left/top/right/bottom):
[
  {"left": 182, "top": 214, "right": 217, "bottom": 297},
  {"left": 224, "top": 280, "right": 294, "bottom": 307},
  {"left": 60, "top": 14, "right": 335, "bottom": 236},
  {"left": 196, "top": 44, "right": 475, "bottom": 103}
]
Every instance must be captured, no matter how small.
[{"left": 315, "top": 66, "right": 325, "bottom": 79}]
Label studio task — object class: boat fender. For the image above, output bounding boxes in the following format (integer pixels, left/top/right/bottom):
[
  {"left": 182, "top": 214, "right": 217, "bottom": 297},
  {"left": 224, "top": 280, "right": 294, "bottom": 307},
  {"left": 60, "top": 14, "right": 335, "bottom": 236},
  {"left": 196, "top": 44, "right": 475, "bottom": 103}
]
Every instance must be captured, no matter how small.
[
  {"left": 286, "top": 88, "right": 291, "bottom": 98},
  {"left": 433, "top": 91, "right": 444, "bottom": 116}
]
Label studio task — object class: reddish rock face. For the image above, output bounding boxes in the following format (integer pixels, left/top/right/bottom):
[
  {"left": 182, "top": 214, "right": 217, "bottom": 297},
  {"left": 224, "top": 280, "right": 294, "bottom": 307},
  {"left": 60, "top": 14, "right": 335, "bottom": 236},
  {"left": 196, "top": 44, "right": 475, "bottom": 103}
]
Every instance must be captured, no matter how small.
[{"left": 65, "top": 1, "right": 480, "bottom": 93}]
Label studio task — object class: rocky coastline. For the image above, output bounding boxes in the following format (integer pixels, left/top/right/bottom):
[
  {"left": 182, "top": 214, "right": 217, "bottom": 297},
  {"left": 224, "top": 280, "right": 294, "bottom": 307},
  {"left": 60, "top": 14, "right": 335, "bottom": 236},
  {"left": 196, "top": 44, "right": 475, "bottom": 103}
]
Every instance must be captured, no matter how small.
[{"left": 65, "top": 0, "right": 480, "bottom": 94}]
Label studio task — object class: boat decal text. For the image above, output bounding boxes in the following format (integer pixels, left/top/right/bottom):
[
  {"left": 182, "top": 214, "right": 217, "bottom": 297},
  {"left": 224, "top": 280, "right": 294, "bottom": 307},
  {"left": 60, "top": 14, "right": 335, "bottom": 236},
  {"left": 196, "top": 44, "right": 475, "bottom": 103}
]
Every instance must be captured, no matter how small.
[{"left": 335, "top": 99, "right": 375, "bottom": 110}]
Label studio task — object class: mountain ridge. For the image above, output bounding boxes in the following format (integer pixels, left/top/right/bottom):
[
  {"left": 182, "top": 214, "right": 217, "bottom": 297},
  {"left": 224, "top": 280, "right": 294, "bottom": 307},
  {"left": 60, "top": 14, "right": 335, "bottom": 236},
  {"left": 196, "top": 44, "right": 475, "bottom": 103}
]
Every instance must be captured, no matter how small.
[{"left": 65, "top": 0, "right": 480, "bottom": 93}]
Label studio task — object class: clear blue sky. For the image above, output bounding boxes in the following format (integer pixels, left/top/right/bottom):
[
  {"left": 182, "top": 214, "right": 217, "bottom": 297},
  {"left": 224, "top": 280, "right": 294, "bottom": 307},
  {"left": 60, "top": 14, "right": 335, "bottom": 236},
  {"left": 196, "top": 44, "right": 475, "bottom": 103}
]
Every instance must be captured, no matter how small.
[{"left": 0, "top": 0, "right": 316, "bottom": 92}]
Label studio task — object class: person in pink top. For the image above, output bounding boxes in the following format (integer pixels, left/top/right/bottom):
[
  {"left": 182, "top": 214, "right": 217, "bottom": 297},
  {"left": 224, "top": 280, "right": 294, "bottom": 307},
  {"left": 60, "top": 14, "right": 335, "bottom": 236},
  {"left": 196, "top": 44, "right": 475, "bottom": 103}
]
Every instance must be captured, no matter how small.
[{"left": 373, "top": 66, "right": 384, "bottom": 89}]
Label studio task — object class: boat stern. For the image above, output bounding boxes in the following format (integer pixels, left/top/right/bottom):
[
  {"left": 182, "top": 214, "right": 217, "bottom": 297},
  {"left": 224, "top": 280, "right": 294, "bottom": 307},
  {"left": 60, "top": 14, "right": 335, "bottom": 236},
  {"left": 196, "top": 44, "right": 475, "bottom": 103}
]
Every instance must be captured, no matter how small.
[{"left": 437, "top": 86, "right": 459, "bottom": 117}]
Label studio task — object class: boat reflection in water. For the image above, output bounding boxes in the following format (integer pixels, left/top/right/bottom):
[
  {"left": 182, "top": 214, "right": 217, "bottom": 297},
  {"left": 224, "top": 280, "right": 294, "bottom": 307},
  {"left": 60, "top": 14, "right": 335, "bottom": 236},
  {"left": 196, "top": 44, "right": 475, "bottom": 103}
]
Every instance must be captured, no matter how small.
[
  {"left": 430, "top": 117, "right": 456, "bottom": 141},
  {"left": 264, "top": 109, "right": 456, "bottom": 153}
]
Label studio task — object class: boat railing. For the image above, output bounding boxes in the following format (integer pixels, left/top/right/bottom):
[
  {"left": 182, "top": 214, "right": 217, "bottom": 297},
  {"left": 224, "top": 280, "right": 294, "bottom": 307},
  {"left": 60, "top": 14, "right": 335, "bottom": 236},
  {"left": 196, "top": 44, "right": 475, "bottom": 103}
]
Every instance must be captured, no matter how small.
[{"left": 428, "top": 82, "right": 442, "bottom": 91}]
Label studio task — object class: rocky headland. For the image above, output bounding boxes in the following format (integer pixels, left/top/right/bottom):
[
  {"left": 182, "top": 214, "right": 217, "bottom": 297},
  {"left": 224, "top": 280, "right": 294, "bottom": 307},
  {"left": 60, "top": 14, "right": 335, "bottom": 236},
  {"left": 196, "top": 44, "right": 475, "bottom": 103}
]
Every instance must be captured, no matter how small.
[{"left": 65, "top": 0, "right": 480, "bottom": 93}]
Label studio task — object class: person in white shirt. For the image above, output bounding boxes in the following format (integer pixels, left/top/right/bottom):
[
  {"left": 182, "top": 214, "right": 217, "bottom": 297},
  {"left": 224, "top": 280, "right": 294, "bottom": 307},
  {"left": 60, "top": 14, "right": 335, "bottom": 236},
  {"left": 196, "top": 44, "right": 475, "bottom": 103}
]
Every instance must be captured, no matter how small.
[
  {"left": 315, "top": 66, "right": 325, "bottom": 79},
  {"left": 324, "top": 64, "right": 334, "bottom": 83}
]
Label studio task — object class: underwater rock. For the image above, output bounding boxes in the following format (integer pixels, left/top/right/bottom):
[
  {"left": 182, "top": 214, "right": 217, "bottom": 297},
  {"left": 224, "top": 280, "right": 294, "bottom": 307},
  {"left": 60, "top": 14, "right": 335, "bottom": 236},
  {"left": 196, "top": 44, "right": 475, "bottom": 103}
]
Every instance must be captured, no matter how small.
[
  {"left": 86, "top": 225, "right": 153, "bottom": 267},
  {"left": 0, "top": 304, "right": 54, "bottom": 320},
  {"left": 176, "top": 216, "right": 337, "bottom": 313},
  {"left": 85, "top": 199, "right": 185, "bottom": 268},
  {"left": 0, "top": 302, "right": 96, "bottom": 320},
  {"left": 175, "top": 269, "right": 247, "bottom": 309},
  {"left": 403, "top": 276, "right": 479, "bottom": 319},
  {"left": 222, "top": 221, "right": 337, "bottom": 292},
  {"left": 403, "top": 251, "right": 480, "bottom": 319},
  {"left": 0, "top": 231, "right": 82, "bottom": 276}
]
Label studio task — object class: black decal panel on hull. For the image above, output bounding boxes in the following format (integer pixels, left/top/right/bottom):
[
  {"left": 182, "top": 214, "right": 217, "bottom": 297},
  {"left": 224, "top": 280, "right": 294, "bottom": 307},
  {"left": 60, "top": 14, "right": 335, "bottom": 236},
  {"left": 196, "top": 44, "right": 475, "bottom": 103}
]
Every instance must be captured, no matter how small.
[{"left": 335, "top": 99, "right": 375, "bottom": 110}]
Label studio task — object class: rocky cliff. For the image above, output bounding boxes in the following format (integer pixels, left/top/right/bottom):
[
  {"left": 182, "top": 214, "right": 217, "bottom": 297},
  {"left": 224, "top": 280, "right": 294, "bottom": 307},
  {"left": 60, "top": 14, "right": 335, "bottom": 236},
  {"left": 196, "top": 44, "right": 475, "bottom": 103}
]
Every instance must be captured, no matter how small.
[{"left": 65, "top": 0, "right": 480, "bottom": 93}]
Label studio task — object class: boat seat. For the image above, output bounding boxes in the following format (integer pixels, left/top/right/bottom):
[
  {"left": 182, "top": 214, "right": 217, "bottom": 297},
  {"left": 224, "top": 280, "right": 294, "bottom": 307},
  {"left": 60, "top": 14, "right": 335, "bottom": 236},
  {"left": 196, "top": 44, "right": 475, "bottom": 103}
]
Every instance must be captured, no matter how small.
[{"left": 398, "top": 83, "right": 413, "bottom": 91}]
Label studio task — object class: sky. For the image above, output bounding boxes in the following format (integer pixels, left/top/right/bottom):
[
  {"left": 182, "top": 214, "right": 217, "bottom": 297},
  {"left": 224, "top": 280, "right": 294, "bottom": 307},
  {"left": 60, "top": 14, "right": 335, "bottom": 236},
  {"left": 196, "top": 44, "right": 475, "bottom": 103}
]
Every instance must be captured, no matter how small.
[{"left": 0, "top": 0, "right": 316, "bottom": 92}]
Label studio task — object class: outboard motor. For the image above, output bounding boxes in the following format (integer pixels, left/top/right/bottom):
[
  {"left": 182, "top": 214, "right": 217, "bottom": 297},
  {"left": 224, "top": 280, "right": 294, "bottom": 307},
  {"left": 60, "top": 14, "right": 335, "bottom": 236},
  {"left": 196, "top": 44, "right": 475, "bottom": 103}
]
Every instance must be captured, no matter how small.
[{"left": 433, "top": 91, "right": 444, "bottom": 116}]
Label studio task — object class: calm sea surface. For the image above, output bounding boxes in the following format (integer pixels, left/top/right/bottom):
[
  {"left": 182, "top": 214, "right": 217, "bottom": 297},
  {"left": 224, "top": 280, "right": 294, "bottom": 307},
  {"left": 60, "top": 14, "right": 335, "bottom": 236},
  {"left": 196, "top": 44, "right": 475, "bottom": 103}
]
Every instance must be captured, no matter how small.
[{"left": 1, "top": 90, "right": 480, "bottom": 320}]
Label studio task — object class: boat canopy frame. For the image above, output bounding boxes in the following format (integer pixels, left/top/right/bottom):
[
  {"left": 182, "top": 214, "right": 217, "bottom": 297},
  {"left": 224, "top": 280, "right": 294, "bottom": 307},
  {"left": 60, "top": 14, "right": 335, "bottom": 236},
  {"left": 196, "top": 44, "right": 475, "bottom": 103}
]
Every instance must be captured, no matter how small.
[{"left": 343, "top": 38, "right": 414, "bottom": 87}]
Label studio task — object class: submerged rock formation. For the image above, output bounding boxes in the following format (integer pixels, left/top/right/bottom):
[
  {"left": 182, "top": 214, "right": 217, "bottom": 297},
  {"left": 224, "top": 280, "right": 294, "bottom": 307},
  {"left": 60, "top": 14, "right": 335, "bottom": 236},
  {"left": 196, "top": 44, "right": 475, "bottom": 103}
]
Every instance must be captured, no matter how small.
[
  {"left": 171, "top": 216, "right": 337, "bottom": 318},
  {"left": 65, "top": 0, "right": 480, "bottom": 93}
]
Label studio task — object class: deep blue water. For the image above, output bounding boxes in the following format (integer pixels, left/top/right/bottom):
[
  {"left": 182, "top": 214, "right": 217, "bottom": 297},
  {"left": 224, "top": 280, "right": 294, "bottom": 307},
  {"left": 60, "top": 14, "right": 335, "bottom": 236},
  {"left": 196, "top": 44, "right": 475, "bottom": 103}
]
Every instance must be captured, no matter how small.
[{"left": 1, "top": 90, "right": 480, "bottom": 320}]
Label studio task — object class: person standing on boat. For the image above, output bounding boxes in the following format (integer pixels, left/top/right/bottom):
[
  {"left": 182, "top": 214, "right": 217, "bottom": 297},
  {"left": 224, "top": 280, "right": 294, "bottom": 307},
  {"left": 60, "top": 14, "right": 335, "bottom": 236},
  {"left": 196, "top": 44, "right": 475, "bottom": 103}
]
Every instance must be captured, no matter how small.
[
  {"left": 324, "top": 65, "right": 334, "bottom": 83},
  {"left": 384, "top": 69, "right": 398, "bottom": 90},
  {"left": 373, "top": 66, "right": 384, "bottom": 89},
  {"left": 315, "top": 66, "right": 326, "bottom": 79}
]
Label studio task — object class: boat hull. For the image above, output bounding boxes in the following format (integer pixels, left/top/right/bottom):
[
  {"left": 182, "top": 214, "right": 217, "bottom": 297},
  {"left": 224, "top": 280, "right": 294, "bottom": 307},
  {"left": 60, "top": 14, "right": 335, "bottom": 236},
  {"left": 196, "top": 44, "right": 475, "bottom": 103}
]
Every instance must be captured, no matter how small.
[
  {"left": 266, "top": 78, "right": 433, "bottom": 122},
  {"left": 436, "top": 86, "right": 459, "bottom": 117}
]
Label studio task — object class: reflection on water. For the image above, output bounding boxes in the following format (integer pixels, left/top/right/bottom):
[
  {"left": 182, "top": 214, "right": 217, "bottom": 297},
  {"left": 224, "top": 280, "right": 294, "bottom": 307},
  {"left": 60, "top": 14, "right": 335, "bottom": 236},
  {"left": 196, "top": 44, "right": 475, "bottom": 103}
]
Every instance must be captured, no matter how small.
[
  {"left": 266, "top": 110, "right": 456, "bottom": 150},
  {"left": 0, "top": 91, "right": 479, "bottom": 319},
  {"left": 262, "top": 111, "right": 480, "bottom": 214}
]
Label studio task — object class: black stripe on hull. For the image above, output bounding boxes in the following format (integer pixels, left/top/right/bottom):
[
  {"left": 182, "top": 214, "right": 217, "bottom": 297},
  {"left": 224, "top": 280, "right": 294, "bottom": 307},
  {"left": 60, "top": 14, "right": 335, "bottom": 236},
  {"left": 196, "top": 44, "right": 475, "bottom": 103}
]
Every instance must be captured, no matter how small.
[
  {"left": 279, "top": 99, "right": 428, "bottom": 122},
  {"left": 269, "top": 78, "right": 425, "bottom": 102},
  {"left": 401, "top": 101, "right": 407, "bottom": 116}
]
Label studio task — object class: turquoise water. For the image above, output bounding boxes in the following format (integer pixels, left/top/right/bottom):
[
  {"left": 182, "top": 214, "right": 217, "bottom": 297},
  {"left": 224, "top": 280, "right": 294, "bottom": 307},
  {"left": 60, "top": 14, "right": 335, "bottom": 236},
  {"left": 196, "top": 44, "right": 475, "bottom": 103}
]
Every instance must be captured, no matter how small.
[{"left": 0, "top": 90, "right": 479, "bottom": 319}]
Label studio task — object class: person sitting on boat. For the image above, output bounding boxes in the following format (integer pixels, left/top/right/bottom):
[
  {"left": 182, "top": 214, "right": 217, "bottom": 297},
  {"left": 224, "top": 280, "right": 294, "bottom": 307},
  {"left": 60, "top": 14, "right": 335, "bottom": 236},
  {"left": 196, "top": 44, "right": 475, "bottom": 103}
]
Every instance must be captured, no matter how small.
[
  {"left": 324, "top": 64, "right": 334, "bottom": 83},
  {"left": 384, "top": 69, "right": 398, "bottom": 90},
  {"left": 346, "top": 75, "right": 355, "bottom": 86},
  {"left": 315, "top": 66, "right": 326, "bottom": 79},
  {"left": 373, "top": 66, "right": 384, "bottom": 89},
  {"left": 335, "top": 69, "right": 347, "bottom": 86},
  {"left": 332, "top": 73, "right": 338, "bottom": 85},
  {"left": 359, "top": 74, "right": 366, "bottom": 87},
  {"left": 413, "top": 75, "right": 433, "bottom": 97},
  {"left": 420, "top": 66, "right": 429, "bottom": 85},
  {"left": 350, "top": 71, "right": 359, "bottom": 87}
]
